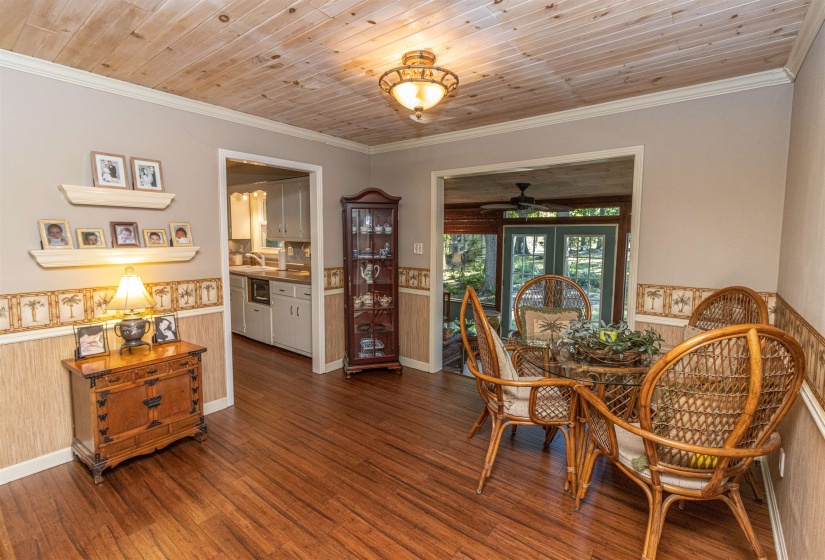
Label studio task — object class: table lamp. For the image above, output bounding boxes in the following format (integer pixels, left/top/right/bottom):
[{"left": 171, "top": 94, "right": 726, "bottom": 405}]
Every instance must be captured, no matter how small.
[{"left": 107, "top": 266, "right": 157, "bottom": 354}]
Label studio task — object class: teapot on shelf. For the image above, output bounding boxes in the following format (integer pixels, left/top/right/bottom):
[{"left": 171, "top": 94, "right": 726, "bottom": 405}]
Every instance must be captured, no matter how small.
[
  {"left": 378, "top": 295, "right": 392, "bottom": 307},
  {"left": 360, "top": 263, "right": 380, "bottom": 284},
  {"left": 362, "top": 292, "right": 375, "bottom": 307}
]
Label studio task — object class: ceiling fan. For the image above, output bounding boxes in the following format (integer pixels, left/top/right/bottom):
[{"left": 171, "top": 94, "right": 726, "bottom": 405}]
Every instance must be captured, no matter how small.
[{"left": 479, "top": 183, "right": 572, "bottom": 213}]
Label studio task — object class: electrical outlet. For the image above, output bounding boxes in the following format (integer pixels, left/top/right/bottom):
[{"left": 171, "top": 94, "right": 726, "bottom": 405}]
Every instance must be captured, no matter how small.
[
  {"left": 287, "top": 246, "right": 294, "bottom": 256},
  {"left": 413, "top": 243, "right": 423, "bottom": 254},
  {"left": 779, "top": 448, "right": 786, "bottom": 477}
]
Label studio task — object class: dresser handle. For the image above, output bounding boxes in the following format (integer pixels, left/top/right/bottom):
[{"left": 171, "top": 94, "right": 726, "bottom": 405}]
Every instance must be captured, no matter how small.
[
  {"left": 107, "top": 375, "right": 122, "bottom": 383},
  {"left": 143, "top": 396, "right": 162, "bottom": 409},
  {"left": 145, "top": 378, "right": 159, "bottom": 386},
  {"left": 146, "top": 367, "right": 158, "bottom": 374},
  {"left": 179, "top": 360, "right": 189, "bottom": 367}
]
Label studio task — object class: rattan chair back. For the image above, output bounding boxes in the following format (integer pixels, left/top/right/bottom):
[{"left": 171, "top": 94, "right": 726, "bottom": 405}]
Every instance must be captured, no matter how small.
[
  {"left": 689, "top": 286, "right": 769, "bottom": 331},
  {"left": 512, "top": 275, "right": 591, "bottom": 335}
]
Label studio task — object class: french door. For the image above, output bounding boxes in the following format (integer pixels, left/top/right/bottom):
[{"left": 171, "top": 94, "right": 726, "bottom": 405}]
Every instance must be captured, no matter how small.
[{"left": 501, "top": 225, "right": 618, "bottom": 332}]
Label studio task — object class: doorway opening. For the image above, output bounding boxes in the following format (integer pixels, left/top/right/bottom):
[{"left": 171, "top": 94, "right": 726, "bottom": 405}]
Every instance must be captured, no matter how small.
[
  {"left": 432, "top": 147, "right": 644, "bottom": 374},
  {"left": 218, "top": 150, "right": 325, "bottom": 408}
]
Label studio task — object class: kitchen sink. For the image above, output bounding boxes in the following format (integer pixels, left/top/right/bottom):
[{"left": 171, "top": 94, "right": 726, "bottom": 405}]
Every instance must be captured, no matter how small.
[{"left": 229, "top": 265, "right": 279, "bottom": 272}]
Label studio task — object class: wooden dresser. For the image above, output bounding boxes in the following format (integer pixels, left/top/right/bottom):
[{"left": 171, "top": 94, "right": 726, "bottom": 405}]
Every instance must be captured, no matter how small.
[{"left": 62, "top": 341, "right": 207, "bottom": 484}]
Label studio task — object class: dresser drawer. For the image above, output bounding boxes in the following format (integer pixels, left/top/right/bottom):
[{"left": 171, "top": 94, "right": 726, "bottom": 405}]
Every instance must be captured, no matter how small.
[
  {"left": 170, "top": 355, "right": 199, "bottom": 372},
  {"left": 95, "top": 362, "right": 169, "bottom": 388}
]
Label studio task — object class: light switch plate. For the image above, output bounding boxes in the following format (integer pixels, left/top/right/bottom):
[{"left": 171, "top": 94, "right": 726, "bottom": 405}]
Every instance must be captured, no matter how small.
[
  {"left": 287, "top": 247, "right": 294, "bottom": 256},
  {"left": 413, "top": 243, "right": 423, "bottom": 254}
]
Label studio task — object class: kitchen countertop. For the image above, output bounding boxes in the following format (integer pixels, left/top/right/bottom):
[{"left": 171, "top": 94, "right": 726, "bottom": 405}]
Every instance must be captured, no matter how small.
[{"left": 228, "top": 266, "right": 311, "bottom": 285}]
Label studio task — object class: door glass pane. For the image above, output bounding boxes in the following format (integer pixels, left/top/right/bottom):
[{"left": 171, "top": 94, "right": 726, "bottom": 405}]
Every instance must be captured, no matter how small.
[
  {"left": 509, "top": 234, "right": 546, "bottom": 330},
  {"left": 564, "top": 235, "right": 605, "bottom": 323}
]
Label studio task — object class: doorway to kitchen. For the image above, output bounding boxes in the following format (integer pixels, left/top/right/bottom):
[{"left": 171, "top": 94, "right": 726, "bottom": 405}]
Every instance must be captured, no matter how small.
[{"left": 218, "top": 150, "right": 325, "bottom": 408}]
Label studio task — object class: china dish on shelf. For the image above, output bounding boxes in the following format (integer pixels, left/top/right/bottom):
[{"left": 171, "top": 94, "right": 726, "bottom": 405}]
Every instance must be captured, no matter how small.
[{"left": 360, "top": 338, "right": 385, "bottom": 351}]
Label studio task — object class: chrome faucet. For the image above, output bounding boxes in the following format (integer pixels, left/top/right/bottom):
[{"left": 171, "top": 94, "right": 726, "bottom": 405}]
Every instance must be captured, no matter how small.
[{"left": 245, "top": 252, "right": 266, "bottom": 267}]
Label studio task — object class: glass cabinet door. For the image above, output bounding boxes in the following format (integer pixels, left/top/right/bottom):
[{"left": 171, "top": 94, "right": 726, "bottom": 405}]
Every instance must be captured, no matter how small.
[{"left": 348, "top": 206, "right": 397, "bottom": 361}]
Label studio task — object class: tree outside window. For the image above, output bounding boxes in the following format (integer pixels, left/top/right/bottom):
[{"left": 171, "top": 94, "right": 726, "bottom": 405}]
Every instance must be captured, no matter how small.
[{"left": 443, "top": 234, "right": 497, "bottom": 305}]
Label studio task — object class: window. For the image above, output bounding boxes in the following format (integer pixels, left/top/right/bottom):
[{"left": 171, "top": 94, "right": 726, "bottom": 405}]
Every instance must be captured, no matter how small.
[
  {"left": 564, "top": 235, "right": 605, "bottom": 322},
  {"left": 443, "top": 234, "right": 497, "bottom": 305},
  {"left": 505, "top": 206, "right": 620, "bottom": 219}
]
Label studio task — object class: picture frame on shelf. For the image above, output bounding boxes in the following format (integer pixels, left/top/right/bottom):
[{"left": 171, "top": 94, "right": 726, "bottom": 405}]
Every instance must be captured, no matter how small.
[
  {"left": 76, "top": 228, "right": 107, "bottom": 248},
  {"left": 111, "top": 222, "right": 140, "bottom": 248},
  {"left": 143, "top": 228, "right": 168, "bottom": 247},
  {"left": 91, "top": 151, "right": 128, "bottom": 189},
  {"left": 170, "top": 222, "right": 193, "bottom": 247},
  {"left": 38, "top": 219, "right": 73, "bottom": 249},
  {"left": 152, "top": 313, "right": 180, "bottom": 344},
  {"left": 131, "top": 157, "right": 164, "bottom": 192},
  {"left": 73, "top": 322, "right": 109, "bottom": 360}
]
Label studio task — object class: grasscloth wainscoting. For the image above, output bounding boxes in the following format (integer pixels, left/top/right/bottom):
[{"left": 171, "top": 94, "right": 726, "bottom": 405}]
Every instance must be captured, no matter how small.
[{"left": 0, "top": 312, "right": 226, "bottom": 471}]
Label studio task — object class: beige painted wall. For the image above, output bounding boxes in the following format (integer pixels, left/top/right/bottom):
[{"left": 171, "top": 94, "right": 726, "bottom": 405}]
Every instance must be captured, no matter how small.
[
  {"left": 772, "top": 22, "right": 825, "bottom": 560},
  {"left": 0, "top": 67, "right": 371, "bottom": 294},
  {"left": 371, "top": 85, "right": 793, "bottom": 292}
]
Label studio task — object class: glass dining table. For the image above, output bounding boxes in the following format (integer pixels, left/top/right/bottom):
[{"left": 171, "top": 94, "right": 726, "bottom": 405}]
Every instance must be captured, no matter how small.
[{"left": 510, "top": 334, "right": 658, "bottom": 495}]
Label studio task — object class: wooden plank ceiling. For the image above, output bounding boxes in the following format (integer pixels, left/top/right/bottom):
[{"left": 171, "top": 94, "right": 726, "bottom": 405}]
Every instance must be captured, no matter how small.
[
  {"left": 0, "top": 0, "right": 810, "bottom": 146},
  {"left": 444, "top": 156, "right": 635, "bottom": 205}
]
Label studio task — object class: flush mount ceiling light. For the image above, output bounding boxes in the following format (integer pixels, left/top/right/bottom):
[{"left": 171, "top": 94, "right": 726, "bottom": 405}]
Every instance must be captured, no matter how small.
[{"left": 379, "top": 50, "right": 458, "bottom": 120}]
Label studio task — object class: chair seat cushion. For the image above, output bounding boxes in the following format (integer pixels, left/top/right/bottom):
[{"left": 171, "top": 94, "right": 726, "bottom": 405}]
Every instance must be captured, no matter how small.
[{"left": 614, "top": 424, "right": 720, "bottom": 491}]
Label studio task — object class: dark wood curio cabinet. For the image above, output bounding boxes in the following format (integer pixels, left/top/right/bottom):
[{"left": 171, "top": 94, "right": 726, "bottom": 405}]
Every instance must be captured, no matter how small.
[{"left": 341, "top": 188, "right": 402, "bottom": 378}]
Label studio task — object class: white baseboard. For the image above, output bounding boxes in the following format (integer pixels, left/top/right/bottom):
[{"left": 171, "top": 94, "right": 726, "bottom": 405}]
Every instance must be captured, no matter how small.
[
  {"left": 0, "top": 397, "right": 228, "bottom": 485},
  {"left": 0, "top": 447, "right": 73, "bottom": 485},
  {"left": 325, "top": 359, "right": 343, "bottom": 373},
  {"left": 203, "top": 397, "right": 229, "bottom": 415},
  {"left": 759, "top": 457, "right": 788, "bottom": 560},
  {"left": 400, "top": 356, "right": 431, "bottom": 372}
]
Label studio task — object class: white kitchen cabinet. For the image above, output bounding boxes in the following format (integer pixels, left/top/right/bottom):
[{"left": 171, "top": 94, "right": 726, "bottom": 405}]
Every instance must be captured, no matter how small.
[
  {"left": 282, "top": 182, "right": 301, "bottom": 239},
  {"left": 229, "top": 275, "right": 246, "bottom": 334},
  {"left": 293, "top": 299, "right": 312, "bottom": 354},
  {"left": 244, "top": 301, "right": 272, "bottom": 344},
  {"left": 297, "top": 181, "right": 311, "bottom": 241},
  {"left": 262, "top": 179, "right": 310, "bottom": 242},
  {"left": 228, "top": 192, "right": 251, "bottom": 240},
  {"left": 271, "top": 296, "right": 296, "bottom": 350},
  {"left": 269, "top": 280, "right": 312, "bottom": 356},
  {"left": 230, "top": 287, "right": 245, "bottom": 334}
]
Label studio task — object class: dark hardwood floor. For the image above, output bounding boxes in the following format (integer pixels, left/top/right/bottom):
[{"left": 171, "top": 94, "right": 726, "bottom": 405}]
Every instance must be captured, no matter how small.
[{"left": 0, "top": 335, "right": 776, "bottom": 559}]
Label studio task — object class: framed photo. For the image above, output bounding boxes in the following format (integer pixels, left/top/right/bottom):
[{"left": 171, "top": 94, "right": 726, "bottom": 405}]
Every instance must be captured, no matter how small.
[
  {"left": 169, "top": 222, "right": 193, "bottom": 247},
  {"left": 131, "top": 157, "right": 164, "bottom": 192},
  {"left": 152, "top": 313, "right": 180, "bottom": 344},
  {"left": 91, "top": 151, "right": 128, "bottom": 189},
  {"left": 38, "top": 219, "right": 73, "bottom": 249},
  {"left": 111, "top": 222, "right": 140, "bottom": 248},
  {"left": 143, "top": 228, "right": 168, "bottom": 247},
  {"left": 77, "top": 228, "right": 106, "bottom": 248},
  {"left": 74, "top": 323, "right": 109, "bottom": 359}
]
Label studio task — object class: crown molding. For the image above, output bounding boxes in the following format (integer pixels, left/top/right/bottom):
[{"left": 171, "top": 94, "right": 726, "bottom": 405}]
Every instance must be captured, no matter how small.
[
  {"left": 0, "top": 50, "right": 370, "bottom": 155},
  {"left": 369, "top": 69, "right": 791, "bottom": 154},
  {"left": 0, "top": 50, "right": 793, "bottom": 156},
  {"left": 784, "top": 0, "right": 825, "bottom": 81}
]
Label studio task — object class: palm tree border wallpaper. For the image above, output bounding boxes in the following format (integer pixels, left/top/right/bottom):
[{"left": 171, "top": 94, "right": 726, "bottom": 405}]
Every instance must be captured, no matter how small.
[{"left": 0, "top": 278, "right": 221, "bottom": 333}]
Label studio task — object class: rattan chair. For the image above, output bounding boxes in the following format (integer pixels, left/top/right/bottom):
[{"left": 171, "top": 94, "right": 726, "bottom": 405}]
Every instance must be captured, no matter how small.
[
  {"left": 513, "top": 274, "right": 592, "bottom": 336},
  {"left": 466, "top": 274, "right": 591, "bottom": 440},
  {"left": 460, "top": 286, "right": 578, "bottom": 494},
  {"left": 689, "top": 286, "right": 768, "bottom": 331},
  {"left": 575, "top": 325, "right": 804, "bottom": 560},
  {"left": 688, "top": 286, "right": 770, "bottom": 501}
]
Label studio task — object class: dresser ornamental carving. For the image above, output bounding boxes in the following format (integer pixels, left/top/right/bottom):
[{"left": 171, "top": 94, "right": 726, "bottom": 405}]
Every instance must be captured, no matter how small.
[{"left": 63, "top": 341, "right": 207, "bottom": 484}]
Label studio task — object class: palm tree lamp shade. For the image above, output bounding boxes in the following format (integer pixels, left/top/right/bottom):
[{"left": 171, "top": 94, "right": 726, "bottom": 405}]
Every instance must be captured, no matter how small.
[
  {"left": 108, "top": 266, "right": 157, "bottom": 354},
  {"left": 379, "top": 50, "right": 458, "bottom": 120}
]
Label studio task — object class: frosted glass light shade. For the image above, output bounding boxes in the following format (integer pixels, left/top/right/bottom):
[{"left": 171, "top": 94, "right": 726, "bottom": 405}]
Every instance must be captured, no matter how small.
[
  {"left": 108, "top": 267, "right": 157, "bottom": 313},
  {"left": 391, "top": 82, "right": 447, "bottom": 111}
]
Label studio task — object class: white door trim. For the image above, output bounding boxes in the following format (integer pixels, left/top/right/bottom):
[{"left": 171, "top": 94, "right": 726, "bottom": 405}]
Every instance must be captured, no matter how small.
[
  {"left": 429, "top": 146, "right": 645, "bottom": 372},
  {"left": 219, "top": 150, "right": 326, "bottom": 406}
]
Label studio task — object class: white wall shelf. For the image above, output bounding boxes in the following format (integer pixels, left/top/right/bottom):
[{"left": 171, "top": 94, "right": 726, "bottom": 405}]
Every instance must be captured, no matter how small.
[
  {"left": 58, "top": 184, "right": 175, "bottom": 209},
  {"left": 29, "top": 247, "right": 199, "bottom": 268}
]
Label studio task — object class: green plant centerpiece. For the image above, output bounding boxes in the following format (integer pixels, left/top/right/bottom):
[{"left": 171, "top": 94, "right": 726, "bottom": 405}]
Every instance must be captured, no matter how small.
[{"left": 564, "top": 320, "right": 664, "bottom": 365}]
